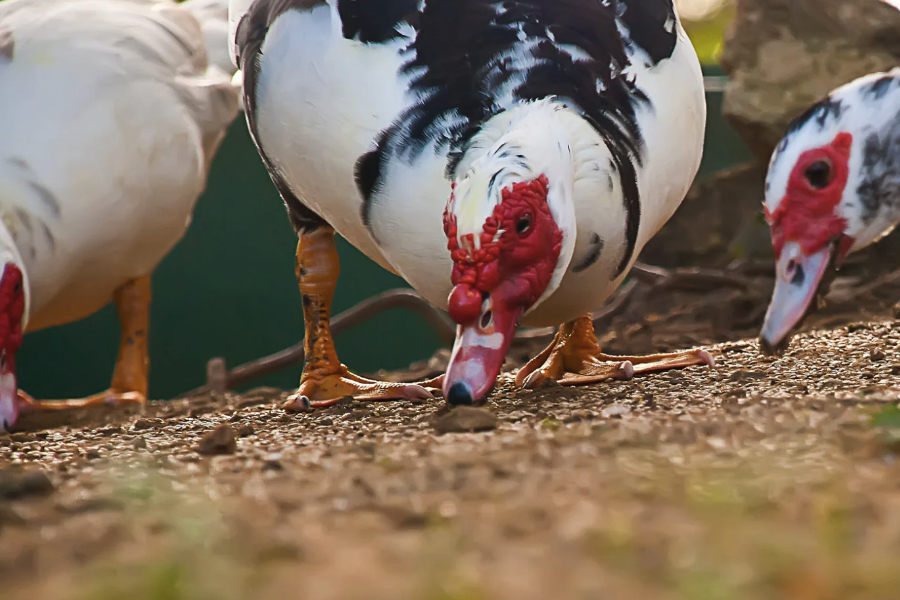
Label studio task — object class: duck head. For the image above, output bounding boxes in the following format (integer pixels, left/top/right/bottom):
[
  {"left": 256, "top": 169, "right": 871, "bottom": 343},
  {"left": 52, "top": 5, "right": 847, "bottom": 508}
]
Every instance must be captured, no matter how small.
[
  {"left": 760, "top": 70, "right": 900, "bottom": 355},
  {"left": 440, "top": 102, "right": 577, "bottom": 405}
]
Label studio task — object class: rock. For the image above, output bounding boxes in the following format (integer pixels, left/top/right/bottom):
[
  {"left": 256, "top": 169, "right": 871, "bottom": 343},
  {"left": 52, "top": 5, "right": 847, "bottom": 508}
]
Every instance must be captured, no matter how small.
[
  {"left": 432, "top": 406, "right": 498, "bottom": 434},
  {"left": 132, "top": 418, "right": 162, "bottom": 431},
  {"left": 262, "top": 454, "right": 284, "bottom": 471},
  {"left": 721, "top": 0, "right": 900, "bottom": 161},
  {"left": 235, "top": 423, "right": 255, "bottom": 437},
  {"left": 132, "top": 437, "right": 148, "bottom": 450},
  {"left": 0, "top": 468, "right": 54, "bottom": 500},
  {"left": 601, "top": 403, "right": 631, "bottom": 419},
  {"left": 195, "top": 424, "right": 237, "bottom": 455}
]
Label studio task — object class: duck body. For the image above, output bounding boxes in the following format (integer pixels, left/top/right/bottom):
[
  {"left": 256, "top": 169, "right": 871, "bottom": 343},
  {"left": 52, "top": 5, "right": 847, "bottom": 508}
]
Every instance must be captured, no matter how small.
[
  {"left": 236, "top": 0, "right": 706, "bottom": 327},
  {"left": 0, "top": 0, "right": 240, "bottom": 430},
  {"left": 0, "top": 0, "right": 238, "bottom": 332},
  {"left": 232, "top": 0, "right": 712, "bottom": 407}
]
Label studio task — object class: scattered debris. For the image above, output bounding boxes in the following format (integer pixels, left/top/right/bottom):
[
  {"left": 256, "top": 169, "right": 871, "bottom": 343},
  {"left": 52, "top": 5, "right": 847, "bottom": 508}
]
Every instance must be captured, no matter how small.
[{"left": 132, "top": 418, "right": 162, "bottom": 431}]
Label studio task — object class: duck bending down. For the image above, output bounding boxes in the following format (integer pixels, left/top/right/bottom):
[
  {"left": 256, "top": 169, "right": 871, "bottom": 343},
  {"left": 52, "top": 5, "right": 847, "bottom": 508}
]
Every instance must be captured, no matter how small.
[
  {"left": 229, "top": 0, "right": 714, "bottom": 408},
  {"left": 0, "top": 0, "right": 241, "bottom": 430},
  {"left": 759, "top": 69, "right": 900, "bottom": 354}
]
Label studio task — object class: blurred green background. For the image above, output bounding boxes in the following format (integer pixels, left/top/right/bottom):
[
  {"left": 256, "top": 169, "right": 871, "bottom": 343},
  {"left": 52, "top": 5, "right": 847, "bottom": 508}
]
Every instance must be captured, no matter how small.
[{"left": 18, "top": 4, "right": 749, "bottom": 400}]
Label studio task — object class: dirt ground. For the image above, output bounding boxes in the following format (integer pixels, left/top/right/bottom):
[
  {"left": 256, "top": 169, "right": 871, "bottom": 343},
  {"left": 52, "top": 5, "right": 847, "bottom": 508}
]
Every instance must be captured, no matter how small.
[{"left": 4, "top": 255, "right": 900, "bottom": 600}]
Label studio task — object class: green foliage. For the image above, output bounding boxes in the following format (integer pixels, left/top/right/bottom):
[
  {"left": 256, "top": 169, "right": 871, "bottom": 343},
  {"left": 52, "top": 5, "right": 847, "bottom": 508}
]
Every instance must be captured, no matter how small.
[
  {"left": 682, "top": 2, "right": 736, "bottom": 66},
  {"left": 871, "top": 404, "right": 900, "bottom": 429}
]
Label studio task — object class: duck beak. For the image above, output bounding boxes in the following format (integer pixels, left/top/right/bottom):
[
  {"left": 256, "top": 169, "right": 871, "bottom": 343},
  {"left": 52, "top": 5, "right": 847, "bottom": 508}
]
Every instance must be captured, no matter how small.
[
  {"left": 759, "top": 241, "right": 839, "bottom": 356},
  {"left": 443, "top": 295, "right": 522, "bottom": 407}
]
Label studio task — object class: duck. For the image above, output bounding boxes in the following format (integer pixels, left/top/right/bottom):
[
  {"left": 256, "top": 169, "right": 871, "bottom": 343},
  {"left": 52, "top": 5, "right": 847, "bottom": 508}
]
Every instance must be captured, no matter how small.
[
  {"left": 759, "top": 68, "right": 900, "bottom": 355},
  {"left": 0, "top": 0, "right": 241, "bottom": 431},
  {"left": 229, "top": 0, "right": 714, "bottom": 409}
]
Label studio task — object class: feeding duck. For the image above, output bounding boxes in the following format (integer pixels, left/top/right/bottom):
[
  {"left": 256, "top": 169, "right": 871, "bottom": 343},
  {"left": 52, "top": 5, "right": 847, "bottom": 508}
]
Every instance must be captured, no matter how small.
[
  {"left": 0, "top": 0, "right": 241, "bottom": 430},
  {"left": 760, "top": 68, "right": 900, "bottom": 354},
  {"left": 229, "top": 0, "right": 714, "bottom": 408}
]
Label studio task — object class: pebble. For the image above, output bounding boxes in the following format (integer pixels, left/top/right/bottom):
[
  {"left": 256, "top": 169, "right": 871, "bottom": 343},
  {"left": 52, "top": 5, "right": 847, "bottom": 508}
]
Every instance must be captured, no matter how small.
[
  {"left": 195, "top": 424, "right": 237, "bottom": 456},
  {"left": 432, "top": 407, "right": 498, "bottom": 434},
  {"left": 0, "top": 468, "right": 54, "bottom": 499}
]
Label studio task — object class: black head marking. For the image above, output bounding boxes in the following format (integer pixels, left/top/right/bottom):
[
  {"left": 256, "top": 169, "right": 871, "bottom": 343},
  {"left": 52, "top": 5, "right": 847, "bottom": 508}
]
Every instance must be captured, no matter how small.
[
  {"left": 771, "top": 96, "right": 846, "bottom": 167},
  {"left": 861, "top": 74, "right": 896, "bottom": 101},
  {"left": 785, "top": 96, "right": 845, "bottom": 137}
]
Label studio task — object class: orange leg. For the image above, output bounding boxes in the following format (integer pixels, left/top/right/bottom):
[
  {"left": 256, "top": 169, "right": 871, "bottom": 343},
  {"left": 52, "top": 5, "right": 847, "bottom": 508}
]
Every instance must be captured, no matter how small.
[
  {"left": 282, "top": 227, "right": 441, "bottom": 411},
  {"left": 17, "top": 275, "right": 150, "bottom": 418},
  {"left": 515, "top": 314, "right": 714, "bottom": 390}
]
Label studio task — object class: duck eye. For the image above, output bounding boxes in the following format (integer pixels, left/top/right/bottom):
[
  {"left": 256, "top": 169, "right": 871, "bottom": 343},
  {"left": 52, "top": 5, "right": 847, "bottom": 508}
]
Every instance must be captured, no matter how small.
[
  {"left": 516, "top": 213, "right": 533, "bottom": 235},
  {"left": 805, "top": 160, "right": 832, "bottom": 189}
]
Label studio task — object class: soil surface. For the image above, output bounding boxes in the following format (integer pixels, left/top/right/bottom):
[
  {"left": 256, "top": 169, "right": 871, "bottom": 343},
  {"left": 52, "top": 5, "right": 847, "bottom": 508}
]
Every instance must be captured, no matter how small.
[
  {"left": 6, "top": 251, "right": 900, "bottom": 600},
  {"left": 4, "top": 305, "right": 900, "bottom": 599}
]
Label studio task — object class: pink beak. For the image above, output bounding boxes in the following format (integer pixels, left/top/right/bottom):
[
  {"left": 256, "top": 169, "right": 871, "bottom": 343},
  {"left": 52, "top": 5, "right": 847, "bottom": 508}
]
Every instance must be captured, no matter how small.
[{"left": 759, "top": 241, "right": 838, "bottom": 355}]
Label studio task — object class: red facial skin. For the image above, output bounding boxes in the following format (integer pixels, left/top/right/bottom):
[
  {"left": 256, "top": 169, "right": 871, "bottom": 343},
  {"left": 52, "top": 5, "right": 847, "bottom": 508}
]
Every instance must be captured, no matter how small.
[
  {"left": 0, "top": 264, "right": 25, "bottom": 429},
  {"left": 0, "top": 264, "right": 25, "bottom": 366},
  {"left": 765, "top": 132, "right": 855, "bottom": 260},
  {"left": 441, "top": 175, "right": 562, "bottom": 403}
]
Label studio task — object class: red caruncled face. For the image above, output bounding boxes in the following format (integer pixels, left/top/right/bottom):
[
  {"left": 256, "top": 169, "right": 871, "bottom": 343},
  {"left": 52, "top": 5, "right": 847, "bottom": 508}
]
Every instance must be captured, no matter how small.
[
  {"left": 0, "top": 263, "right": 24, "bottom": 431},
  {"left": 440, "top": 175, "right": 562, "bottom": 406},
  {"left": 765, "top": 132, "right": 854, "bottom": 259},
  {"left": 443, "top": 175, "right": 562, "bottom": 325},
  {"left": 0, "top": 264, "right": 24, "bottom": 369}
]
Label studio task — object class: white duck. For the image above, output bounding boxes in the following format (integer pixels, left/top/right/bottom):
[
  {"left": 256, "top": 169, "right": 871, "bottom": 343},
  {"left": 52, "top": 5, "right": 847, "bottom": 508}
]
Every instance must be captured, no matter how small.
[
  {"left": 760, "top": 68, "right": 900, "bottom": 354},
  {"left": 229, "top": 0, "right": 714, "bottom": 408},
  {"left": 0, "top": 0, "right": 241, "bottom": 430}
]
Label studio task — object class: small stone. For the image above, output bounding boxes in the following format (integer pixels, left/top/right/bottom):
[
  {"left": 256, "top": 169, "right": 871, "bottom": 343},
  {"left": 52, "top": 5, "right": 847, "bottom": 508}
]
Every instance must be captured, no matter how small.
[
  {"left": 235, "top": 423, "right": 255, "bottom": 437},
  {"left": 132, "top": 437, "right": 148, "bottom": 450},
  {"left": 132, "top": 418, "right": 162, "bottom": 431},
  {"left": 377, "top": 503, "right": 430, "bottom": 529},
  {"left": 0, "top": 468, "right": 54, "bottom": 499},
  {"left": 195, "top": 424, "right": 237, "bottom": 456},
  {"left": 262, "top": 454, "right": 284, "bottom": 471},
  {"left": 870, "top": 349, "right": 886, "bottom": 362},
  {"left": 601, "top": 403, "right": 631, "bottom": 418},
  {"left": 432, "top": 406, "right": 497, "bottom": 434},
  {"left": 189, "top": 404, "right": 216, "bottom": 418},
  {"left": 84, "top": 449, "right": 102, "bottom": 460},
  {"left": 728, "top": 370, "right": 768, "bottom": 382}
]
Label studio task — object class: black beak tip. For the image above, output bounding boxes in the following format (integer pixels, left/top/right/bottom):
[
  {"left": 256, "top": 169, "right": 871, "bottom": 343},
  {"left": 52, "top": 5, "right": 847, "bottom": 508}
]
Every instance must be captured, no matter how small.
[
  {"left": 446, "top": 381, "right": 475, "bottom": 407},
  {"left": 758, "top": 334, "right": 789, "bottom": 357}
]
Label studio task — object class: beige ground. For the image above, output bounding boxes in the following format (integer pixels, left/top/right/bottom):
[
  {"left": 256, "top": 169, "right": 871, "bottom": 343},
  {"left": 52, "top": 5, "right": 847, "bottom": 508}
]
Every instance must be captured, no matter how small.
[{"left": 2, "top": 318, "right": 900, "bottom": 600}]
